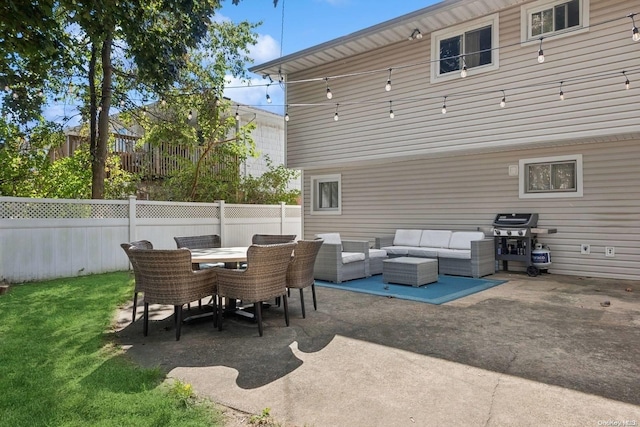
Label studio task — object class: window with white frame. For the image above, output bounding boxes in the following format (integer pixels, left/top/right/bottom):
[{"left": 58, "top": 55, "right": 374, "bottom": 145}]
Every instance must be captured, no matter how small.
[
  {"left": 519, "top": 154, "right": 583, "bottom": 198},
  {"left": 310, "top": 174, "right": 341, "bottom": 215},
  {"left": 522, "top": 0, "right": 589, "bottom": 42},
  {"left": 431, "top": 14, "right": 499, "bottom": 83}
]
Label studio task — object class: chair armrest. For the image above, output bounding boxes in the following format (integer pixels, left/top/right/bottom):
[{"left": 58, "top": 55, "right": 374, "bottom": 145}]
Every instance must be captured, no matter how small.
[
  {"left": 470, "top": 238, "right": 495, "bottom": 258},
  {"left": 342, "top": 240, "right": 369, "bottom": 254},
  {"left": 375, "top": 236, "right": 394, "bottom": 249}
]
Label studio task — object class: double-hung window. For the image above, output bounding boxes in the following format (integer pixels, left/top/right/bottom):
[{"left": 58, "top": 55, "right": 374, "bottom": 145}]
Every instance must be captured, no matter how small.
[
  {"left": 310, "top": 174, "right": 341, "bottom": 215},
  {"left": 519, "top": 154, "right": 583, "bottom": 198},
  {"left": 522, "top": 0, "right": 589, "bottom": 42},
  {"left": 431, "top": 14, "right": 499, "bottom": 83}
]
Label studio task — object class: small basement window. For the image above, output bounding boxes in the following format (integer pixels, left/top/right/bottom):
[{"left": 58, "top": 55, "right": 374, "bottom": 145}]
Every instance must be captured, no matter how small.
[{"left": 310, "top": 174, "right": 341, "bottom": 215}]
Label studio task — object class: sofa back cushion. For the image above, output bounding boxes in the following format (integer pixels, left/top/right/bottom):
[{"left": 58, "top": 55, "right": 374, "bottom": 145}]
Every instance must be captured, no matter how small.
[
  {"left": 316, "top": 233, "right": 342, "bottom": 248},
  {"left": 393, "top": 229, "right": 423, "bottom": 247},
  {"left": 449, "top": 231, "right": 485, "bottom": 250},
  {"left": 419, "top": 230, "right": 453, "bottom": 248}
]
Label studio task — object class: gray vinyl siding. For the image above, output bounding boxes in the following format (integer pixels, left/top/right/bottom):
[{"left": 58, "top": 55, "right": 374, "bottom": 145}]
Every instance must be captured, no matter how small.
[
  {"left": 285, "top": 0, "right": 639, "bottom": 169},
  {"left": 303, "top": 138, "right": 640, "bottom": 280}
]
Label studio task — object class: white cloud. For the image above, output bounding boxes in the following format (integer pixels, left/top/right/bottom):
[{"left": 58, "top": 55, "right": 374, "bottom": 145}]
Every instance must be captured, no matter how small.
[{"left": 249, "top": 34, "right": 281, "bottom": 64}]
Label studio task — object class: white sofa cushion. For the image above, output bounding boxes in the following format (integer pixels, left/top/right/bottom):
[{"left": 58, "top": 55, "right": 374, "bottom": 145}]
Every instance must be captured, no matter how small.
[
  {"left": 419, "top": 230, "right": 453, "bottom": 248},
  {"left": 316, "top": 233, "right": 342, "bottom": 249},
  {"left": 449, "top": 231, "right": 485, "bottom": 250},
  {"left": 437, "top": 248, "right": 472, "bottom": 259},
  {"left": 393, "top": 229, "right": 423, "bottom": 247},
  {"left": 368, "top": 248, "right": 387, "bottom": 259},
  {"left": 342, "top": 251, "right": 366, "bottom": 264},
  {"left": 407, "top": 247, "right": 439, "bottom": 258},
  {"left": 382, "top": 245, "right": 412, "bottom": 256}
]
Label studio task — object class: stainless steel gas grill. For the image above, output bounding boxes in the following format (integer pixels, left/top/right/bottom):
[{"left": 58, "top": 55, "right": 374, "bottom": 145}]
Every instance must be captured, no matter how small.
[{"left": 493, "top": 213, "right": 556, "bottom": 276}]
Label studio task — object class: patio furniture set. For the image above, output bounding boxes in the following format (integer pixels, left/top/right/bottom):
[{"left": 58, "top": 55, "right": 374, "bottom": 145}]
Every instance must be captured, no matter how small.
[
  {"left": 121, "top": 234, "right": 322, "bottom": 340},
  {"left": 313, "top": 229, "right": 495, "bottom": 287}
]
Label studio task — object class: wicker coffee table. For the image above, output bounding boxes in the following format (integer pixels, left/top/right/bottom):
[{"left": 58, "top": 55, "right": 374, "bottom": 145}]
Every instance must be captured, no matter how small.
[{"left": 382, "top": 257, "right": 438, "bottom": 287}]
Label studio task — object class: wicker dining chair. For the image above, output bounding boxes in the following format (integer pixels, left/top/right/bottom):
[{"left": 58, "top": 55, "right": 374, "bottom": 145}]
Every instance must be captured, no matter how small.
[
  {"left": 174, "top": 234, "right": 222, "bottom": 268},
  {"left": 286, "top": 239, "right": 324, "bottom": 318},
  {"left": 127, "top": 248, "right": 217, "bottom": 341},
  {"left": 251, "top": 234, "right": 297, "bottom": 245},
  {"left": 216, "top": 242, "right": 297, "bottom": 337},
  {"left": 120, "top": 240, "right": 153, "bottom": 323}
]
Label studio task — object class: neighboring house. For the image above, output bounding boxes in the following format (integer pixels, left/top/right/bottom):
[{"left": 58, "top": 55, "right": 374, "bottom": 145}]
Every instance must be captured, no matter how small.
[
  {"left": 59, "top": 102, "right": 299, "bottom": 195},
  {"left": 251, "top": 0, "right": 640, "bottom": 280}
]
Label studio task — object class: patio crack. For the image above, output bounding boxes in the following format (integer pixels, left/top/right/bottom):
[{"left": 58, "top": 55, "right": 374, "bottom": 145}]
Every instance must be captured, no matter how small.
[{"left": 484, "top": 347, "right": 517, "bottom": 427}]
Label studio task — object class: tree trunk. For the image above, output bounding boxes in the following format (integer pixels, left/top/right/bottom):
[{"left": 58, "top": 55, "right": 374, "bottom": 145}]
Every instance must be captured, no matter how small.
[
  {"left": 91, "top": 31, "right": 113, "bottom": 199},
  {"left": 88, "top": 44, "right": 98, "bottom": 196}
]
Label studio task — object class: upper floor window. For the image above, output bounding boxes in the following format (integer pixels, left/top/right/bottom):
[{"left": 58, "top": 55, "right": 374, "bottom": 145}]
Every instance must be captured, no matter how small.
[
  {"left": 522, "top": 0, "right": 589, "bottom": 42},
  {"left": 431, "top": 14, "right": 499, "bottom": 83},
  {"left": 519, "top": 154, "right": 583, "bottom": 198}
]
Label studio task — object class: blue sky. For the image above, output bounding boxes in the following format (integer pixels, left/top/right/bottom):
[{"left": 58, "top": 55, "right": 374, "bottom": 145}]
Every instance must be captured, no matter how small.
[
  {"left": 43, "top": 0, "right": 437, "bottom": 125},
  {"left": 220, "top": 0, "right": 437, "bottom": 113}
]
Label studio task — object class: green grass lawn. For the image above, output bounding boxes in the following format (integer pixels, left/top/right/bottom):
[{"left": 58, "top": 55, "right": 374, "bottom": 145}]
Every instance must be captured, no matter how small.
[{"left": 0, "top": 272, "right": 224, "bottom": 427}]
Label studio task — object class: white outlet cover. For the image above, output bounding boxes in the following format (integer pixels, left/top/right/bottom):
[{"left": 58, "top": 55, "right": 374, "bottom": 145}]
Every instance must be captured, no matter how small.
[{"left": 605, "top": 247, "right": 615, "bottom": 257}]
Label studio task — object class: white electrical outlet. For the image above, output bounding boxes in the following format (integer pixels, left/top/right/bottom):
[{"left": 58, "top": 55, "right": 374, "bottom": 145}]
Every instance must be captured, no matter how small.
[
  {"left": 605, "top": 247, "right": 615, "bottom": 257},
  {"left": 581, "top": 244, "right": 590, "bottom": 254}
]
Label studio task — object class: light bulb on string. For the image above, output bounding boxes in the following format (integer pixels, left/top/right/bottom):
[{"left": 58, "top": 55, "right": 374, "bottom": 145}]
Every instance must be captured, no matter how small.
[
  {"left": 500, "top": 90, "right": 506, "bottom": 108},
  {"left": 3, "top": 85, "right": 9, "bottom": 92},
  {"left": 559, "top": 81, "right": 565, "bottom": 101},
  {"left": 629, "top": 13, "right": 640, "bottom": 41},
  {"left": 266, "top": 84, "right": 272, "bottom": 103},
  {"left": 334, "top": 104, "right": 339, "bottom": 121},
  {"left": 326, "top": 79, "right": 333, "bottom": 99},
  {"left": 97, "top": 105, "right": 102, "bottom": 112},
  {"left": 12, "top": 92, "right": 18, "bottom": 99},
  {"left": 389, "top": 101, "right": 394, "bottom": 119},
  {"left": 284, "top": 106, "right": 290, "bottom": 122},
  {"left": 623, "top": 71, "right": 630, "bottom": 89},
  {"left": 161, "top": 98, "right": 166, "bottom": 106},
  {"left": 537, "top": 38, "right": 545, "bottom": 63},
  {"left": 441, "top": 96, "right": 447, "bottom": 114},
  {"left": 385, "top": 69, "right": 392, "bottom": 92},
  {"left": 188, "top": 110, "right": 193, "bottom": 120},
  {"left": 120, "top": 100, "right": 125, "bottom": 107},
  {"left": 235, "top": 107, "right": 240, "bottom": 121},
  {"left": 460, "top": 57, "right": 467, "bottom": 78}
]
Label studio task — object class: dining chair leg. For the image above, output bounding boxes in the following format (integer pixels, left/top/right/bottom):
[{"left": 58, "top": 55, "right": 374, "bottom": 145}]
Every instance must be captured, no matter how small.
[
  {"left": 132, "top": 291, "right": 138, "bottom": 323},
  {"left": 299, "top": 288, "right": 306, "bottom": 319},
  {"left": 255, "top": 302, "right": 263, "bottom": 336},
  {"left": 143, "top": 302, "right": 149, "bottom": 336},
  {"left": 217, "top": 296, "right": 224, "bottom": 331},
  {"left": 311, "top": 283, "right": 317, "bottom": 311},
  {"left": 283, "top": 294, "right": 290, "bottom": 326},
  {"left": 212, "top": 295, "right": 218, "bottom": 328},
  {"left": 175, "top": 305, "right": 182, "bottom": 341}
]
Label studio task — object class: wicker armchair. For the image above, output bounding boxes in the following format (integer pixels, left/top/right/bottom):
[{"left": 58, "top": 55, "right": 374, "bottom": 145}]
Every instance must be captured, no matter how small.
[
  {"left": 313, "top": 233, "right": 368, "bottom": 283},
  {"left": 216, "top": 242, "right": 296, "bottom": 336},
  {"left": 174, "top": 234, "right": 222, "bottom": 269},
  {"left": 120, "top": 240, "right": 153, "bottom": 323},
  {"left": 251, "top": 234, "right": 297, "bottom": 245},
  {"left": 286, "top": 239, "right": 323, "bottom": 318},
  {"left": 127, "top": 248, "right": 217, "bottom": 341}
]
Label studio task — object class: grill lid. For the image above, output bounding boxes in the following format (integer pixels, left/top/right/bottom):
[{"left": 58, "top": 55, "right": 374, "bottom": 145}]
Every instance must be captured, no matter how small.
[{"left": 493, "top": 213, "right": 539, "bottom": 228}]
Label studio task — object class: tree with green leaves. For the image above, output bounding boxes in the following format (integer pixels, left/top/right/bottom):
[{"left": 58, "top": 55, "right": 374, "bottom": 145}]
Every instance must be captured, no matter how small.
[{"left": 1, "top": 0, "right": 274, "bottom": 199}]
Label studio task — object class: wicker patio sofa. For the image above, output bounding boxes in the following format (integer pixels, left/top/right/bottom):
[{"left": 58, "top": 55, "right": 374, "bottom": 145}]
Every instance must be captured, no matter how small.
[{"left": 375, "top": 229, "right": 495, "bottom": 278}]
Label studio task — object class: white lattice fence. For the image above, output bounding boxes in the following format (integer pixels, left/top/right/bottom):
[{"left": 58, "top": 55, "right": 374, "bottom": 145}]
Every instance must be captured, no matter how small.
[{"left": 0, "top": 197, "right": 301, "bottom": 282}]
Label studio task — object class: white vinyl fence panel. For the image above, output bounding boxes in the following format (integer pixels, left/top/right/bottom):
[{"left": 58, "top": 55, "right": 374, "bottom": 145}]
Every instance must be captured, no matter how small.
[{"left": 0, "top": 196, "right": 301, "bottom": 283}]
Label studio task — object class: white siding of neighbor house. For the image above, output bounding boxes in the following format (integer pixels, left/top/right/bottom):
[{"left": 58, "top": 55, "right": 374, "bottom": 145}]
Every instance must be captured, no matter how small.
[
  {"left": 284, "top": 0, "right": 639, "bottom": 169},
  {"left": 302, "top": 137, "right": 640, "bottom": 280}
]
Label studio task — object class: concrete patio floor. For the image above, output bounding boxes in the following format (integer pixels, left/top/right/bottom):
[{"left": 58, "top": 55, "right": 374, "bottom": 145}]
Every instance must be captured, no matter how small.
[{"left": 113, "top": 271, "right": 640, "bottom": 427}]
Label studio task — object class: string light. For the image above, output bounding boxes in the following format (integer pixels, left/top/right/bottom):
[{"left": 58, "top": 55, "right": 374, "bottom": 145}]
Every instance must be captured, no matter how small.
[
  {"left": 284, "top": 105, "right": 290, "bottom": 122},
  {"left": 120, "top": 100, "right": 125, "bottom": 107},
  {"left": 629, "top": 13, "right": 640, "bottom": 41},
  {"left": 559, "top": 81, "right": 565, "bottom": 100},
  {"left": 385, "top": 69, "right": 392, "bottom": 92},
  {"left": 389, "top": 101, "right": 394, "bottom": 119},
  {"left": 460, "top": 57, "right": 468, "bottom": 78},
  {"left": 3, "top": 85, "right": 9, "bottom": 92},
  {"left": 623, "top": 71, "right": 630, "bottom": 89},
  {"left": 500, "top": 90, "right": 506, "bottom": 108},
  {"left": 408, "top": 29, "right": 422, "bottom": 40},
  {"left": 161, "top": 98, "right": 167, "bottom": 106},
  {"left": 235, "top": 106, "right": 240, "bottom": 121},
  {"left": 12, "top": 92, "right": 18, "bottom": 99},
  {"left": 188, "top": 110, "right": 193, "bottom": 120},
  {"left": 326, "top": 78, "right": 333, "bottom": 99},
  {"left": 334, "top": 104, "right": 339, "bottom": 121},
  {"left": 266, "top": 84, "right": 272, "bottom": 103},
  {"left": 537, "top": 37, "right": 545, "bottom": 63},
  {"left": 441, "top": 96, "right": 447, "bottom": 114}
]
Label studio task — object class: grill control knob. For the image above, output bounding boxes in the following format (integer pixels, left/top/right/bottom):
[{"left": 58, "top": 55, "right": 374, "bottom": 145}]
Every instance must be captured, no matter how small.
[
  {"left": 518, "top": 230, "right": 524, "bottom": 236},
  {"left": 506, "top": 230, "right": 512, "bottom": 236}
]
